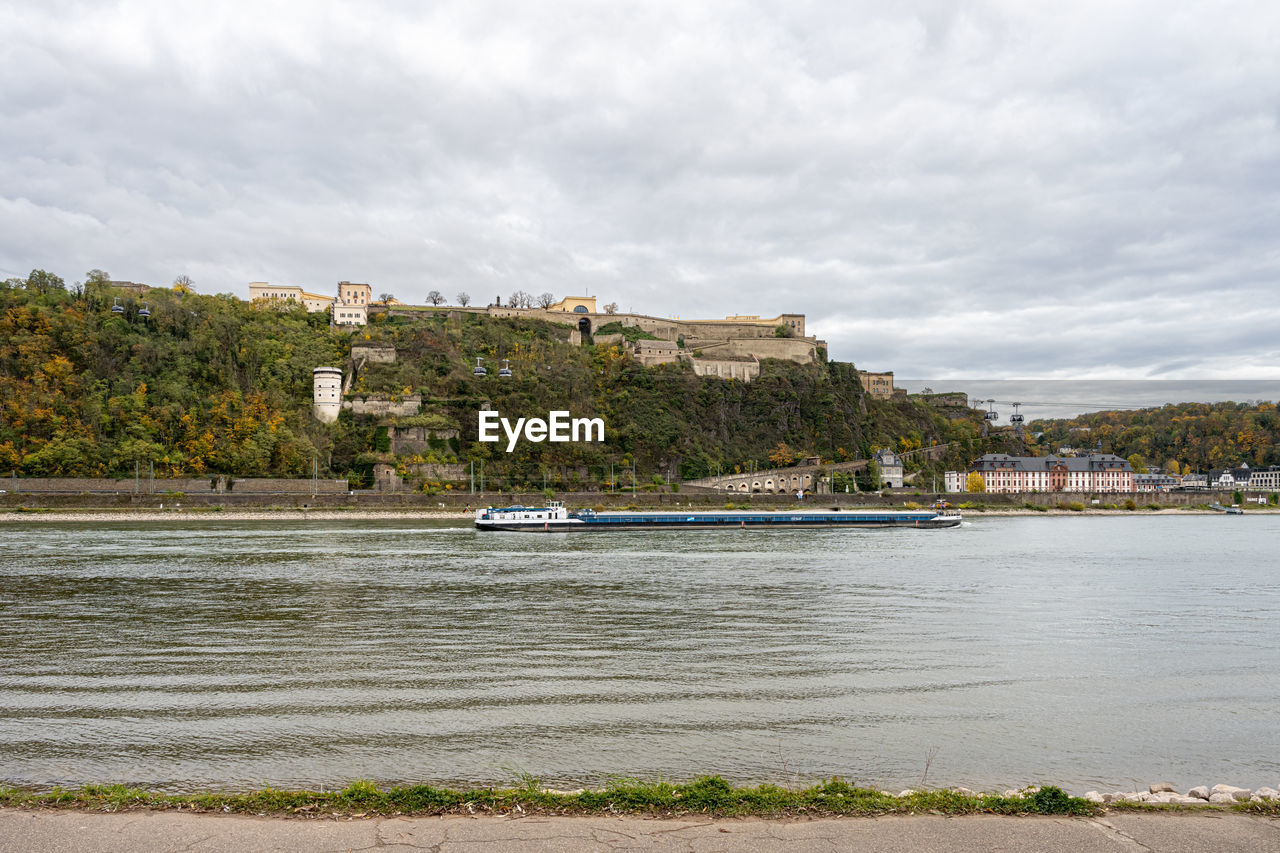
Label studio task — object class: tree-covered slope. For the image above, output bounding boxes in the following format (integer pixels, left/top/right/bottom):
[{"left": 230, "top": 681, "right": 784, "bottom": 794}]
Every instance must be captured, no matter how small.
[
  {"left": 1, "top": 270, "right": 986, "bottom": 486},
  {"left": 1030, "top": 401, "right": 1280, "bottom": 472},
  {"left": 1, "top": 272, "right": 342, "bottom": 477}
]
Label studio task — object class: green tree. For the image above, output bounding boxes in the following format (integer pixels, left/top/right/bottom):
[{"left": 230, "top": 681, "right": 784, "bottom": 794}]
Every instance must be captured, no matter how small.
[{"left": 25, "top": 269, "right": 65, "bottom": 294}]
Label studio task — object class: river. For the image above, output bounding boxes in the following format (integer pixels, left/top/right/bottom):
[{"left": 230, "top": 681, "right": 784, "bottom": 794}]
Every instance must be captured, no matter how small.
[{"left": 1, "top": 515, "right": 1277, "bottom": 793}]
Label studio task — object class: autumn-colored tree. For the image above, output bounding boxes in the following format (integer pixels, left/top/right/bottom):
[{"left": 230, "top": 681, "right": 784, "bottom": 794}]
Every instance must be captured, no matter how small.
[
  {"left": 768, "top": 441, "right": 795, "bottom": 467},
  {"left": 966, "top": 471, "right": 986, "bottom": 492}
]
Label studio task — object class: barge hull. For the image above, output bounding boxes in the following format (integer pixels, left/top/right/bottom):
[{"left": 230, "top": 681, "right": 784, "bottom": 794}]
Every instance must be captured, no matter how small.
[{"left": 476, "top": 515, "right": 962, "bottom": 532}]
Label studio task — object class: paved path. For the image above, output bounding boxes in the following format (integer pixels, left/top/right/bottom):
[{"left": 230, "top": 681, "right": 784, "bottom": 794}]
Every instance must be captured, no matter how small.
[{"left": 2, "top": 809, "right": 1278, "bottom": 852}]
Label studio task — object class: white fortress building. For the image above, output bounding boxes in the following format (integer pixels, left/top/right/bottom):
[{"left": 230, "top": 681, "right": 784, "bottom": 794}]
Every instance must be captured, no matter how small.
[{"left": 312, "top": 367, "right": 343, "bottom": 423}]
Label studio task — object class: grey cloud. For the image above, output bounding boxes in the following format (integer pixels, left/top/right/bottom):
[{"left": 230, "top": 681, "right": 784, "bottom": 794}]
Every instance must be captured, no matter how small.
[{"left": 2, "top": 0, "right": 1278, "bottom": 377}]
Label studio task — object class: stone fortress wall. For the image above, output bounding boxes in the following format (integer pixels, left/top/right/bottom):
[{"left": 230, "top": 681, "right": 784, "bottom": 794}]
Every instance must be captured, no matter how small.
[{"left": 373, "top": 298, "right": 824, "bottom": 381}]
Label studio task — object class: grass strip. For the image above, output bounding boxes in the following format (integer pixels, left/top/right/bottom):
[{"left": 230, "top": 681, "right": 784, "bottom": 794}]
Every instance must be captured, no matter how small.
[
  {"left": 0, "top": 778, "right": 1110, "bottom": 818},
  {"left": 6, "top": 778, "right": 1274, "bottom": 817}
]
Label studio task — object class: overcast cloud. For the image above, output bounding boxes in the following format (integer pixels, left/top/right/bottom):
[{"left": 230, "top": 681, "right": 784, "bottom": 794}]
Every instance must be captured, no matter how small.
[{"left": 2, "top": 0, "right": 1278, "bottom": 377}]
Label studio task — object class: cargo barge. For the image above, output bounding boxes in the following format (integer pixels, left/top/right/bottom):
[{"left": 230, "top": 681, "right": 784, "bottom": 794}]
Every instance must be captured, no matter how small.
[{"left": 474, "top": 501, "right": 962, "bottom": 532}]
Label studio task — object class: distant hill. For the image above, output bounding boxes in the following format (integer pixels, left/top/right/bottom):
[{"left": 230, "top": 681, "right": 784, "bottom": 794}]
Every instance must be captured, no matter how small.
[
  {"left": 1, "top": 270, "right": 997, "bottom": 488},
  {"left": 1029, "top": 401, "right": 1280, "bottom": 472}
]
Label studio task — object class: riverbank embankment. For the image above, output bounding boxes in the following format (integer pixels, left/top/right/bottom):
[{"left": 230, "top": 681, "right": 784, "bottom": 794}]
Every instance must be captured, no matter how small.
[
  {"left": 2, "top": 779, "right": 1278, "bottom": 817},
  {"left": 2, "top": 503, "right": 1276, "bottom": 523}
]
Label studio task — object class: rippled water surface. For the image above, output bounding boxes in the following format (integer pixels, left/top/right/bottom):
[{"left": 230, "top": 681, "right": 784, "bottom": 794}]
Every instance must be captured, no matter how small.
[{"left": 2, "top": 515, "right": 1278, "bottom": 791}]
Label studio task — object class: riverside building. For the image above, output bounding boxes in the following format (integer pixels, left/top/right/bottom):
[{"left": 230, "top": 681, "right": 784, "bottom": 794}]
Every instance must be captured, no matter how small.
[{"left": 967, "top": 453, "right": 1135, "bottom": 494}]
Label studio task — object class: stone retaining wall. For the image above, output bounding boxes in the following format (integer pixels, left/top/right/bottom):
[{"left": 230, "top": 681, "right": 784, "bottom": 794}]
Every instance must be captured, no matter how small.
[
  {"left": 3, "top": 477, "right": 213, "bottom": 494},
  {"left": 343, "top": 395, "right": 421, "bottom": 416},
  {"left": 2, "top": 477, "right": 348, "bottom": 495},
  {"left": 227, "top": 478, "right": 348, "bottom": 494}
]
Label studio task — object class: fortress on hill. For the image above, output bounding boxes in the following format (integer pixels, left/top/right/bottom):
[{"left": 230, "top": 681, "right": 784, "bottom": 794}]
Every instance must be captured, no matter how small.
[
  {"left": 408, "top": 294, "right": 828, "bottom": 383},
  {"left": 250, "top": 282, "right": 834, "bottom": 382}
]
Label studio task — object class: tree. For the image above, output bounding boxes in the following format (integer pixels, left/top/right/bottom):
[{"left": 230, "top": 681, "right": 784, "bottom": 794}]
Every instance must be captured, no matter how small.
[
  {"left": 173, "top": 275, "right": 194, "bottom": 293},
  {"left": 26, "top": 269, "right": 66, "bottom": 294},
  {"left": 604, "top": 302, "right": 618, "bottom": 315},
  {"left": 966, "top": 471, "right": 986, "bottom": 492},
  {"left": 379, "top": 292, "right": 395, "bottom": 303},
  {"left": 768, "top": 441, "right": 794, "bottom": 467},
  {"left": 1127, "top": 453, "right": 1148, "bottom": 474},
  {"left": 509, "top": 290, "right": 532, "bottom": 309},
  {"left": 456, "top": 292, "right": 471, "bottom": 307},
  {"left": 427, "top": 290, "right": 444, "bottom": 306},
  {"left": 774, "top": 324, "right": 794, "bottom": 338},
  {"left": 537, "top": 292, "right": 555, "bottom": 309}
]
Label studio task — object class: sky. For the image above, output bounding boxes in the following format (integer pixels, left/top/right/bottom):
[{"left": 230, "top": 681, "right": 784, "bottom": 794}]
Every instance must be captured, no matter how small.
[{"left": 3, "top": 0, "right": 1279, "bottom": 379}]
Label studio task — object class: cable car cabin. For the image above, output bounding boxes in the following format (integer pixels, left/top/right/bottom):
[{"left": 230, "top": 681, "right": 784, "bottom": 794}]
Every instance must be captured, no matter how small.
[{"left": 111, "top": 298, "right": 124, "bottom": 314}]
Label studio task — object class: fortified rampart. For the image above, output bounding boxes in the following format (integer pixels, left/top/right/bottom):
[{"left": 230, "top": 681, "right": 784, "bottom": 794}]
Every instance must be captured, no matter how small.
[
  {"left": 373, "top": 462, "right": 468, "bottom": 492},
  {"left": 695, "top": 337, "right": 817, "bottom": 363},
  {"left": 371, "top": 303, "right": 821, "bottom": 368},
  {"left": 344, "top": 395, "right": 422, "bottom": 417},
  {"left": 389, "top": 426, "right": 459, "bottom": 454},
  {"left": 350, "top": 343, "right": 396, "bottom": 364},
  {"left": 689, "top": 358, "right": 759, "bottom": 381},
  {"left": 681, "top": 459, "right": 872, "bottom": 495}
]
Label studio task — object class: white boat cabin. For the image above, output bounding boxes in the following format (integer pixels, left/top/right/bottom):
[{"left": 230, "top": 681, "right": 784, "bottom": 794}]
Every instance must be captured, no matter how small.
[{"left": 475, "top": 501, "right": 571, "bottom": 523}]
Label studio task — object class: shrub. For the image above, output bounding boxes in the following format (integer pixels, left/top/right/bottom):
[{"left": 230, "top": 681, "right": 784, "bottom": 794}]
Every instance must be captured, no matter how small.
[
  {"left": 1124, "top": 499, "right": 1136, "bottom": 510},
  {"left": 1027, "top": 786, "right": 1088, "bottom": 815},
  {"left": 679, "top": 776, "right": 734, "bottom": 810}
]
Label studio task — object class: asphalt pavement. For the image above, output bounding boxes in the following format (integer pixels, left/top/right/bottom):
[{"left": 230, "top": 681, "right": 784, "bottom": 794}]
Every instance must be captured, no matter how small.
[{"left": 2, "top": 809, "right": 1279, "bottom": 852}]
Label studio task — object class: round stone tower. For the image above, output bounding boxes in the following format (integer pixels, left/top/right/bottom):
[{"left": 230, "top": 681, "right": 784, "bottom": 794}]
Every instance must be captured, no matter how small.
[{"left": 312, "top": 366, "right": 343, "bottom": 423}]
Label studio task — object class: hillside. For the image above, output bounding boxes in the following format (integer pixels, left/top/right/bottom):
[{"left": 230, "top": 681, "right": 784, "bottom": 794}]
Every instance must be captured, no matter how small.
[
  {"left": 1, "top": 270, "right": 992, "bottom": 489},
  {"left": 1029, "top": 401, "right": 1280, "bottom": 472}
]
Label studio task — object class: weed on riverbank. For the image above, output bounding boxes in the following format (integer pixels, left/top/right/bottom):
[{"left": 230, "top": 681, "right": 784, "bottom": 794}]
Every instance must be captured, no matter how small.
[{"left": 0, "top": 779, "right": 1103, "bottom": 818}]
